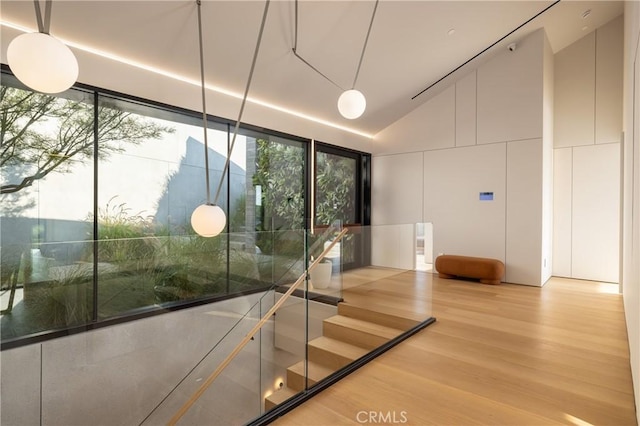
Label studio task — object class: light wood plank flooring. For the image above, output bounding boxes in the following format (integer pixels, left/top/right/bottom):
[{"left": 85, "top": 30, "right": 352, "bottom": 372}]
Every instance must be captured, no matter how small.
[{"left": 274, "top": 271, "right": 637, "bottom": 425}]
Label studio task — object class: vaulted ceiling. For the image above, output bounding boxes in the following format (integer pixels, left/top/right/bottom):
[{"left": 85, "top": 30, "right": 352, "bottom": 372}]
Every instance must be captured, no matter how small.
[{"left": 0, "top": 0, "right": 624, "bottom": 136}]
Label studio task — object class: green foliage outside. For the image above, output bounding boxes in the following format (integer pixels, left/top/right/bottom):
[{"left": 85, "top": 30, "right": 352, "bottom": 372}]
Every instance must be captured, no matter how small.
[
  {"left": 0, "top": 86, "right": 173, "bottom": 195},
  {"left": 252, "top": 138, "right": 305, "bottom": 257},
  {"left": 315, "top": 152, "right": 356, "bottom": 226}
]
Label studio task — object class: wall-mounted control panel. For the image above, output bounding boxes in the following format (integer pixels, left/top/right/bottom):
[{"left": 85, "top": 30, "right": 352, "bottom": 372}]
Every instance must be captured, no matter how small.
[{"left": 479, "top": 192, "right": 494, "bottom": 201}]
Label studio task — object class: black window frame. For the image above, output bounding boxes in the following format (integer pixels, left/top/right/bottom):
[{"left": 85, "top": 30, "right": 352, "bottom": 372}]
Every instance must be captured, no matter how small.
[{"left": 0, "top": 64, "right": 370, "bottom": 349}]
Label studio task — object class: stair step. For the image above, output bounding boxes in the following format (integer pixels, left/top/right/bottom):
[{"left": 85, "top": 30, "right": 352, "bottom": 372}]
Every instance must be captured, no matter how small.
[
  {"left": 308, "top": 336, "right": 369, "bottom": 370},
  {"left": 338, "top": 302, "right": 421, "bottom": 331},
  {"left": 323, "top": 315, "right": 403, "bottom": 349},
  {"left": 286, "top": 360, "right": 336, "bottom": 392},
  {"left": 264, "top": 386, "right": 298, "bottom": 411}
]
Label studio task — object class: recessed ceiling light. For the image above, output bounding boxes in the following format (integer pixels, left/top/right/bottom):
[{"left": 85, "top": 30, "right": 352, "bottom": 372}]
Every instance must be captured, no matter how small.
[
  {"left": 447, "top": 28, "right": 456, "bottom": 36},
  {"left": 581, "top": 9, "right": 591, "bottom": 19},
  {"left": 582, "top": 25, "right": 589, "bottom": 31}
]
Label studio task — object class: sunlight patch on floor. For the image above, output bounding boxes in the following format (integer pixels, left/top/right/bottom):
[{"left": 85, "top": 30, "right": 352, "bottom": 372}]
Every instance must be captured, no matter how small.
[
  {"left": 564, "top": 413, "right": 595, "bottom": 426},
  {"left": 594, "top": 282, "right": 620, "bottom": 294}
]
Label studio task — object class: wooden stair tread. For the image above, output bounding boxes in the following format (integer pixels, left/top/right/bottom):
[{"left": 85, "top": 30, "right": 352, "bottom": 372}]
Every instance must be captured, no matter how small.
[
  {"left": 309, "top": 336, "right": 369, "bottom": 359},
  {"left": 266, "top": 268, "right": 428, "bottom": 408},
  {"left": 322, "top": 315, "right": 404, "bottom": 349},
  {"left": 337, "top": 302, "right": 422, "bottom": 330},
  {"left": 286, "top": 360, "right": 336, "bottom": 391},
  {"left": 264, "top": 386, "right": 298, "bottom": 411},
  {"left": 307, "top": 336, "right": 369, "bottom": 370},
  {"left": 324, "top": 315, "right": 404, "bottom": 338},
  {"left": 288, "top": 360, "right": 335, "bottom": 381},
  {"left": 342, "top": 291, "right": 430, "bottom": 320}
]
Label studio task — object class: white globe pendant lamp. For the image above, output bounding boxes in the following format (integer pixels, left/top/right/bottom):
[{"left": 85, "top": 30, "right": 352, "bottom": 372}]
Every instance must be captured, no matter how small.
[
  {"left": 191, "top": 204, "right": 226, "bottom": 237},
  {"left": 190, "top": 0, "right": 268, "bottom": 238},
  {"left": 337, "top": 89, "right": 366, "bottom": 120},
  {"left": 291, "top": 0, "right": 378, "bottom": 120},
  {"left": 7, "top": 0, "right": 78, "bottom": 94},
  {"left": 336, "top": 0, "right": 378, "bottom": 120}
]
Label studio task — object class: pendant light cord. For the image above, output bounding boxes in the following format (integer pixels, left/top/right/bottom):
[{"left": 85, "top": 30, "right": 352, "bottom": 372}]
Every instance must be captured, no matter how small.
[
  {"left": 33, "top": 0, "right": 52, "bottom": 34},
  {"left": 292, "top": 0, "right": 344, "bottom": 91},
  {"left": 351, "top": 0, "right": 379, "bottom": 89},
  {"left": 196, "top": 0, "right": 211, "bottom": 204},
  {"left": 212, "top": 0, "right": 270, "bottom": 205},
  {"left": 292, "top": 0, "right": 378, "bottom": 91}
]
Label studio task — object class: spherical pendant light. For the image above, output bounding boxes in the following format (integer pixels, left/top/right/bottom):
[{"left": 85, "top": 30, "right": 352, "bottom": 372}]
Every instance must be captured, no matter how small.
[
  {"left": 7, "top": 32, "right": 78, "bottom": 94},
  {"left": 191, "top": 204, "right": 226, "bottom": 237},
  {"left": 337, "top": 89, "right": 366, "bottom": 119}
]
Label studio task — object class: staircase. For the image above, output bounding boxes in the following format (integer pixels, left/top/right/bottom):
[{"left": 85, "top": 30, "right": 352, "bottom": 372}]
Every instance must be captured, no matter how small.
[{"left": 265, "top": 298, "right": 422, "bottom": 410}]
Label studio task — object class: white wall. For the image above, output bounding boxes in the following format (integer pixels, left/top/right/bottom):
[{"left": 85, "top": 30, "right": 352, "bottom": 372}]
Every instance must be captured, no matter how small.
[
  {"left": 476, "top": 32, "right": 544, "bottom": 145},
  {"left": 371, "top": 224, "right": 416, "bottom": 270},
  {"left": 572, "top": 144, "right": 620, "bottom": 282},
  {"left": 424, "top": 143, "right": 506, "bottom": 265},
  {"left": 371, "top": 153, "right": 423, "bottom": 226},
  {"left": 374, "top": 29, "right": 551, "bottom": 286},
  {"left": 373, "top": 85, "right": 456, "bottom": 155},
  {"left": 552, "top": 17, "right": 623, "bottom": 283},
  {"left": 506, "top": 139, "right": 543, "bottom": 285},
  {"left": 552, "top": 148, "right": 572, "bottom": 277},
  {"left": 370, "top": 153, "right": 423, "bottom": 270},
  {"left": 554, "top": 32, "right": 596, "bottom": 148},
  {"left": 542, "top": 32, "right": 555, "bottom": 284},
  {"left": 622, "top": 2, "right": 640, "bottom": 423}
]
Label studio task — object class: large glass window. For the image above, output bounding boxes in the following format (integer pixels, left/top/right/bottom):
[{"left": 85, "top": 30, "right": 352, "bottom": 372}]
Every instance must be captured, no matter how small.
[
  {"left": 1, "top": 78, "right": 95, "bottom": 338},
  {"left": 315, "top": 143, "right": 370, "bottom": 269},
  {"left": 232, "top": 132, "right": 307, "bottom": 285},
  {"left": 0, "top": 71, "right": 368, "bottom": 346},
  {"left": 94, "top": 96, "right": 234, "bottom": 318}
]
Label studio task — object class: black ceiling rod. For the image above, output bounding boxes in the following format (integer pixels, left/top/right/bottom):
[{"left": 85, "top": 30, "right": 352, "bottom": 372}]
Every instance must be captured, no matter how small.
[
  {"left": 291, "top": 0, "right": 345, "bottom": 91},
  {"left": 411, "top": 0, "right": 561, "bottom": 100}
]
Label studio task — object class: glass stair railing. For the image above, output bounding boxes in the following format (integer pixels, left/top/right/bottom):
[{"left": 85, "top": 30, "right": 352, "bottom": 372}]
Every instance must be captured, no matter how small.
[
  {"left": 1, "top": 223, "right": 435, "bottom": 426},
  {"left": 138, "top": 224, "right": 347, "bottom": 425}
]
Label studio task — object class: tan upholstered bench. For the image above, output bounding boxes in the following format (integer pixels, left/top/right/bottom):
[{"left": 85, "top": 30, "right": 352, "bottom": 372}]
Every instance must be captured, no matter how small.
[{"left": 435, "top": 255, "right": 504, "bottom": 285}]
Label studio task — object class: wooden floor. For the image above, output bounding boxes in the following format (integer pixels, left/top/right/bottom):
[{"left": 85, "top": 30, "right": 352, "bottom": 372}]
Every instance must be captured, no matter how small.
[{"left": 274, "top": 270, "right": 637, "bottom": 425}]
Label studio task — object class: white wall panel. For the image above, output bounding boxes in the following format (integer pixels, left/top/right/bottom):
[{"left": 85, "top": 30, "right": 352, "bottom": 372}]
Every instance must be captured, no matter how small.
[
  {"left": 506, "top": 139, "right": 543, "bottom": 286},
  {"left": 552, "top": 148, "right": 572, "bottom": 277},
  {"left": 423, "top": 222, "right": 434, "bottom": 263},
  {"left": 455, "top": 71, "right": 477, "bottom": 147},
  {"left": 542, "top": 33, "right": 554, "bottom": 284},
  {"left": 424, "top": 144, "right": 506, "bottom": 265},
  {"left": 595, "top": 16, "right": 623, "bottom": 145},
  {"left": 373, "top": 86, "right": 455, "bottom": 155},
  {"left": 477, "top": 29, "right": 543, "bottom": 145},
  {"left": 371, "top": 224, "right": 416, "bottom": 270},
  {"left": 0, "top": 344, "right": 42, "bottom": 425},
  {"left": 554, "top": 32, "right": 596, "bottom": 148},
  {"left": 371, "top": 153, "right": 423, "bottom": 226},
  {"left": 423, "top": 85, "right": 456, "bottom": 149},
  {"left": 572, "top": 143, "right": 620, "bottom": 283},
  {"left": 623, "top": 3, "right": 640, "bottom": 419}
]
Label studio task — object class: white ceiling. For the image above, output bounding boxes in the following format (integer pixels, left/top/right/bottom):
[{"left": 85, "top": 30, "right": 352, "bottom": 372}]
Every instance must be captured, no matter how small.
[{"left": 0, "top": 0, "right": 624, "bottom": 136}]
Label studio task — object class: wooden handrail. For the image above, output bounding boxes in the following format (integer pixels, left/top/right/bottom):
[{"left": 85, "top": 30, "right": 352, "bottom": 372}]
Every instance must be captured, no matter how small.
[{"left": 167, "top": 227, "right": 349, "bottom": 425}]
